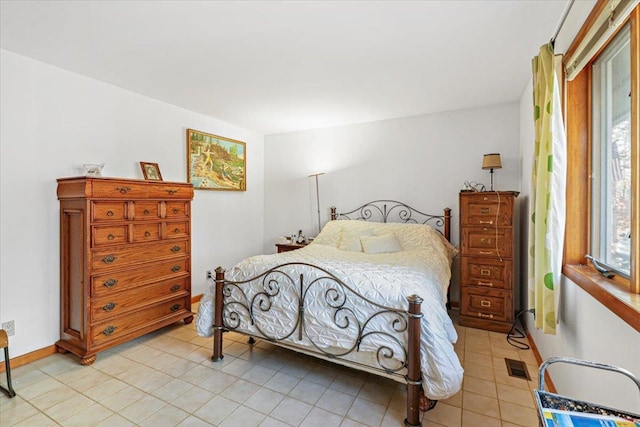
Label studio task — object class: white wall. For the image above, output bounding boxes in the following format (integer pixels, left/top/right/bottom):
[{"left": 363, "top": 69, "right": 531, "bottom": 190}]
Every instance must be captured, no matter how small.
[
  {"left": 518, "top": 0, "right": 640, "bottom": 413},
  {"left": 0, "top": 50, "right": 264, "bottom": 359},
  {"left": 263, "top": 103, "right": 521, "bottom": 303}
]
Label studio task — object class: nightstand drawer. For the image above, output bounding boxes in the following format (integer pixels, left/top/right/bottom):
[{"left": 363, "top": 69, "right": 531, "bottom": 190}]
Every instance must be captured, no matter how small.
[
  {"left": 460, "top": 195, "right": 513, "bottom": 226},
  {"left": 460, "top": 227, "right": 512, "bottom": 257},
  {"left": 461, "top": 288, "right": 512, "bottom": 322},
  {"left": 461, "top": 257, "right": 512, "bottom": 289}
]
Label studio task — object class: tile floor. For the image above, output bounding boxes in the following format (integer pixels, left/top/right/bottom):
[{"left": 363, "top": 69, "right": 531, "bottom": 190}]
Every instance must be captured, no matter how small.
[{"left": 0, "top": 307, "right": 541, "bottom": 426}]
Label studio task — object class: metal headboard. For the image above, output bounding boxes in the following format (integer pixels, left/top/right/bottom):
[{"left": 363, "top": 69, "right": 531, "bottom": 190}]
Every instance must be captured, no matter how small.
[{"left": 330, "top": 200, "right": 451, "bottom": 242}]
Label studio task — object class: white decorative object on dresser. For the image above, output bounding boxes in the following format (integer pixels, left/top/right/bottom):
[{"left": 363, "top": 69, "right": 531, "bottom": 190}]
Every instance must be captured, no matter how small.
[{"left": 56, "top": 177, "right": 194, "bottom": 365}]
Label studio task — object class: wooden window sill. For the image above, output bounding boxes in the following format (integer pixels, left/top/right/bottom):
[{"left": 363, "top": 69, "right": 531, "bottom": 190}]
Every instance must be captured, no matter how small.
[{"left": 563, "top": 264, "right": 640, "bottom": 333}]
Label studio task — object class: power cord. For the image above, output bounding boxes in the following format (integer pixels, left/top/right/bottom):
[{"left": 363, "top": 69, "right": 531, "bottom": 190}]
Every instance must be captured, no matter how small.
[
  {"left": 493, "top": 191, "right": 502, "bottom": 262},
  {"left": 506, "top": 309, "right": 533, "bottom": 350}
]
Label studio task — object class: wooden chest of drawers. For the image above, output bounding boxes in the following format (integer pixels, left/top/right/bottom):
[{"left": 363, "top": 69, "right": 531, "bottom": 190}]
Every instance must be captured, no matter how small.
[
  {"left": 459, "top": 191, "right": 518, "bottom": 333},
  {"left": 57, "top": 177, "right": 194, "bottom": 365}
]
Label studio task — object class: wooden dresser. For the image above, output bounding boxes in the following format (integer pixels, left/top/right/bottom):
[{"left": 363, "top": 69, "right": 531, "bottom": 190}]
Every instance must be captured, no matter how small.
[
  {"left": 459, "top": 191, "right": 518, "bottom": 333},
  {"left": 57, "top": 177, "right": 194, "bottom": 365}
]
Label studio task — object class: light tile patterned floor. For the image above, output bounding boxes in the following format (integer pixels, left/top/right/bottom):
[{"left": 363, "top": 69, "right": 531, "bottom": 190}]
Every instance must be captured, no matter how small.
[{"left": 0, "top": 308, "right": 540, "bottom": 426}]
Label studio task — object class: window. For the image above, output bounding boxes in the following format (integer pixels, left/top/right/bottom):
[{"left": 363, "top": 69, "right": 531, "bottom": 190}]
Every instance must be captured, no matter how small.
[
  {"left": 591, "top": 24, "right": 632, "bottom": 278},
  {"left": 563, "top": 2, "right": 639, "bottom": 331}
]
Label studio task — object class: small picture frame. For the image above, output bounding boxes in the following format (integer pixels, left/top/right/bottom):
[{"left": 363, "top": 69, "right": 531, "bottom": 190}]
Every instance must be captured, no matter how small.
[{"left": 140, "top": 162, "right": 163, "bottom": 181}]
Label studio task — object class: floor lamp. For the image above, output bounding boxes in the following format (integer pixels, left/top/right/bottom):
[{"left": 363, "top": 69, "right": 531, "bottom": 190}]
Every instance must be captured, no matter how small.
[{"left": 309, "top": 172, "right": 324, "bottom": 234}]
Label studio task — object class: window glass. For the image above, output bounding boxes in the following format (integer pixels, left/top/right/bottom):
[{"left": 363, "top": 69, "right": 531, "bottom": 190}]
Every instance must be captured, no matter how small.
[{"left": 591, "top": 24, "right": 631, "bottom": 277}]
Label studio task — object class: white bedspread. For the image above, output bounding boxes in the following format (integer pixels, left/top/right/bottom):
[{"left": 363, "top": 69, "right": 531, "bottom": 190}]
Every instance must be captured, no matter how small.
[{"left": 196, "top": 221, "right": 463, "bottom": 400}]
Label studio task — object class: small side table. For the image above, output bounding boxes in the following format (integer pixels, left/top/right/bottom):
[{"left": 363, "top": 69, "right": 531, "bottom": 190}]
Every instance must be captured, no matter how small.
[{"left": 276, "top": 242, "right": 308, "bottom": 253}]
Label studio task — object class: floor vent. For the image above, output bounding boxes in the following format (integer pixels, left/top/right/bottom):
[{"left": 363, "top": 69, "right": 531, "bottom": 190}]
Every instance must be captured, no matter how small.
[{"left": 505, "top": 358, "right": 531, "bottom": 380}]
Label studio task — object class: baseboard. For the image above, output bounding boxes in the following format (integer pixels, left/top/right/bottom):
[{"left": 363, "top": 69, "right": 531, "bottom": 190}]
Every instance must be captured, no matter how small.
[
  {"left": 0, "top": 293, "right": 205, "bottom": 373},
  {"left": 524, "top": 327, "right": 557, "bottom": 393},
  {"left": 0, "top": 345, "right": 57, "bottom": 373}
]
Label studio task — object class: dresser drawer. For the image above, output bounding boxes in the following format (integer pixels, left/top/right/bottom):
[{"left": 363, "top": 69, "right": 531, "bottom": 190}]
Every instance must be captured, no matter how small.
[
  {"left": 460, "top": 227, "right": 512, "bottom": 257},
  {"left": 91, "top": 258, "right": 190, "bottom": 296},
  {"left": 149, "top": 184, "right": 193, "bottom": 199},
  {"left": 165, "top": 201, "right": 190, "bottom": 218},
  {"left": 91, "top": 296, "right": 191, "bottom": 344},
  {"left": 91, "top": 277, "right": 189, "bottom": 321},
  {"left": 165, "top": 221, "right": 190, "bottom": 238},
  {"left": 132, "top": 202, "right": 161, "bottom": 220},
  {"left": 92, "top": 202, "right": 128, "bottom": 222},
  {"left": 92, "top": 225, "right": 128, "bottom": 247},
  {"left": 91, "top": 240, "right": 189, "bottom": 271},
  {"left": 461, "top": 288, "right": 512, "bottom": 322},
  {"left": 460, "top": 195, "right": 513, "bottom": 226},
  {"left": 132, "top": 223, "right": 162, "bottom": 243},
  {"left": 461, "top": 257, "right": 512, "bottom": 289},
  {"left": 91, "top": 181, "right": 148, "bottom": 199}
]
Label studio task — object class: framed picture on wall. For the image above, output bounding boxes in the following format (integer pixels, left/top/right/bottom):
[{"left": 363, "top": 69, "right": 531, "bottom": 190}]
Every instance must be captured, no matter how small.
[
  {"left": 186, "top": 129, "right": 246, "bottom": 191},
  {"left": 140, "top": 162, "right": 163, "bottom": 181}
]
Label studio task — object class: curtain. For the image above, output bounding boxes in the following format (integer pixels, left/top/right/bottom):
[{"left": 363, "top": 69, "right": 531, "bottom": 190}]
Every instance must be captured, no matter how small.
[{"left": 528, "top": 44, "right": 567, "bottom": 335}]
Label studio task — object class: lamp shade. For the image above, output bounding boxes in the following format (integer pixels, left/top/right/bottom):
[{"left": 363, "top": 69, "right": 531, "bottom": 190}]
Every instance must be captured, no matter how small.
[{"left": 482, "top": 153, "right": 502, "bottom": 170}]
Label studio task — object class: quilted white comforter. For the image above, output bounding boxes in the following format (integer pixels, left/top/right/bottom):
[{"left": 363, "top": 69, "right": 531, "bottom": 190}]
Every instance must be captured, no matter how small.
[{"left": 196, "top": 220, "right": 464, "bottom": 400}]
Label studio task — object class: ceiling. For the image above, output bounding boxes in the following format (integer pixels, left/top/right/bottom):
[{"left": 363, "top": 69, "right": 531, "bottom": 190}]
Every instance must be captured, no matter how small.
[{"left": 1, "top": 1, "right": 571, "bottom": 135}]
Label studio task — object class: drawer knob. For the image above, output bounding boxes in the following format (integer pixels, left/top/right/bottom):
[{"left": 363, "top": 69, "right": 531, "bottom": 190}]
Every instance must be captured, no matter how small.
[
  {"left": 107, "top": 234, "right": 115, "bottom": 240},
  {"left": 480, "top": 208, "right": 491, "bottom": 214},
  {"left": 479, "top": 251, "right": 493, "bottom": 255},
  {"left": 173, "top": 208, "right": 179, "bottom": 214},
  {"left": 170, "top": 304, "right": 181, "bottom": 312},
  {"left": 480, "top": 300, "right": 491, "bottom": 308},
  {"left": 478, "top": 313, "right": 494, "bottom": 319},
  {"left": 145, "top": 231, "right": 151, "bottom": 237},
  {"left": 171, "top": 245, "right": 181, "bottom": 253},
  {"left": 477, "top": 281, "right": 494, "bottom": 287},
  {"left": 171, "top": 265, "right": 181, "bottom": 272},
  {"left": 102, "top": 255, "right": 117, "bottom": 264},
  {"left": 174, "top": 228, "right": 180, "bottom": 233},
  {"left": 104, "top": 279, "right": 118, "bottom": 288},
  {"left": 480, "top": 269, "right": 491, "bottom": 276},
  {"left": 144, "top": 209, "right": 150, "bottom": 215},
  {"left": 479, "top": 220, "right": 493, "bottom": 225},
  {"left": 106, "top": 210, "right": 114, "bottom": 217},
  {"left": 102, "top": 325, "right": 117, "bottom": 336},
  {"left": 102, "top": 302, "right": 117, "bottom": 312},
  {"left": 167, "top": 189, "right": 178, "bottom": 195},
  {"left": 480, "top": 238, "right": 492, "bottom": 244},
  {"left": 483, "top": 197, "right": 488, "bottom": 201},
  {"left": 115, "top": 187, "right": 130, "bottom": 194},
  {"left": 171, "top": 284, "right": 181, "bottom": 292}
]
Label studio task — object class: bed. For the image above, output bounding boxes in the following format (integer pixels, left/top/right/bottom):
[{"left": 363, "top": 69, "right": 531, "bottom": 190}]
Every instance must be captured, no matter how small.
[{"left": 196, "top": 200, "right": 463, "bottom": 427}]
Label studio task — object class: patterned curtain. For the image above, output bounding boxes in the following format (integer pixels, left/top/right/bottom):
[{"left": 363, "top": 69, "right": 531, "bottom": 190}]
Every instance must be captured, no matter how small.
[{"left": 528, "top": 43, "right": 567, "bottom": 335}]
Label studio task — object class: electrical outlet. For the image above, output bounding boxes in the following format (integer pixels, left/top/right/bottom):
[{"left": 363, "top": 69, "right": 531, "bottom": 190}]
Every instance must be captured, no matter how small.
[
  {"left": 2, "top": 320, "right": 15, "bottom": 336},
  {"left": 206, "top": 270, "right": 213, "bottom": 280}
]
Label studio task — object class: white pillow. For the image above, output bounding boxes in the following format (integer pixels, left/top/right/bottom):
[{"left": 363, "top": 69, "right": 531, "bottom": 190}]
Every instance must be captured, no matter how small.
[
  {"left": 338, "top": 227, "right": 375, "bottom": 251},
  {"left": 360, "top": 233, "right": 403, "bottom": 254},
  {"left": 311, "top": 220, "right": 343, "bottom": 247}
]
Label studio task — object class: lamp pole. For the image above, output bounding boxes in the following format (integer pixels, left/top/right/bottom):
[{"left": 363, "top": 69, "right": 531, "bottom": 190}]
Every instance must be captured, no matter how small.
[{"left": 309, "top": 172, "right": 324, "bottom": 234}]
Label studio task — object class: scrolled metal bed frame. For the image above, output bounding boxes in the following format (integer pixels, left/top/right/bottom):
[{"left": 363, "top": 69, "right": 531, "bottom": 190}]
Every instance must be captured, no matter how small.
[{"left": 211, "top": 200, "right": 452, "bottom": 427}]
